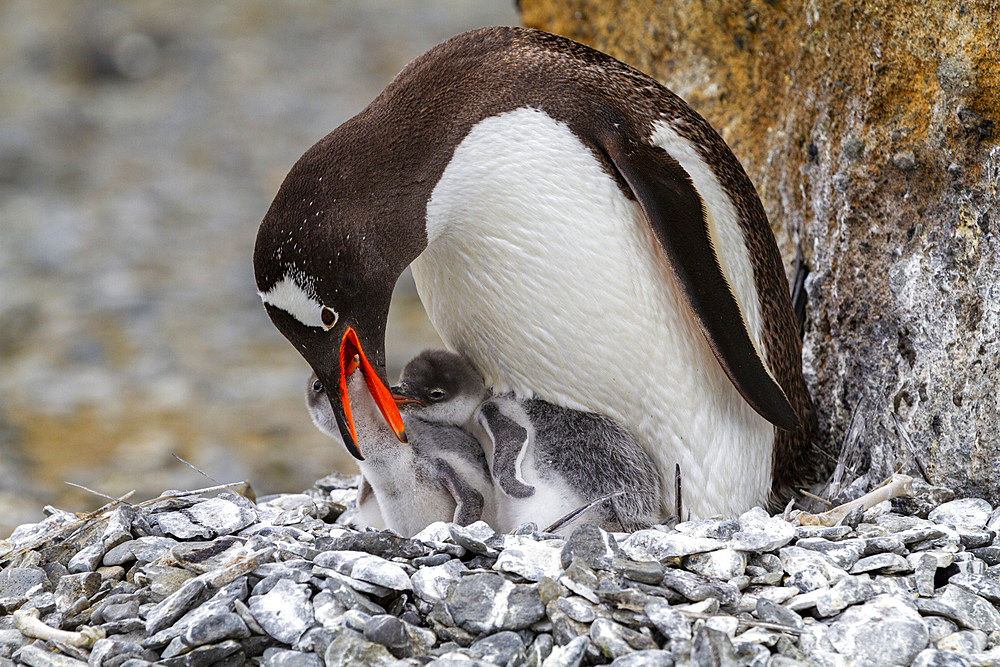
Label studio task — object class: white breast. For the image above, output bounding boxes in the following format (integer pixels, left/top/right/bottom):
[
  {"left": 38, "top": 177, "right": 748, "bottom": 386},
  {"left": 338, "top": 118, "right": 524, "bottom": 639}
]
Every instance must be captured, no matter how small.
[{"left": 410, "top": 108, "right": 773, "bottom": 518}]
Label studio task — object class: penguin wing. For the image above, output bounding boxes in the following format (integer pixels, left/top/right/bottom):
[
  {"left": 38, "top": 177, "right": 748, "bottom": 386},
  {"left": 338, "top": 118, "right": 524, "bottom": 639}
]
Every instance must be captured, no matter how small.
[
  {"left": 477, "top": 402, "right": 535, "bottom": 499},
  {"left": 601, "top": 137, "right": 798, "bottom": 431},
  {"left": 432, "top": 458, "right": 485, "bottom": 526}
]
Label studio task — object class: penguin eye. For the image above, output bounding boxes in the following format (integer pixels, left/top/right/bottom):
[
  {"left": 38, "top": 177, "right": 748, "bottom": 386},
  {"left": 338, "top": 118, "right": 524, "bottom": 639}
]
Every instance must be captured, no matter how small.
[
  {"left": 312, "top": 379, "right": 324, "bottom": 394},
  {"left": 320, "top": 307, "right": 338, "bottom": 328},
  {"left": 427, "top": 388, "right": 446, "bottom": 401}
]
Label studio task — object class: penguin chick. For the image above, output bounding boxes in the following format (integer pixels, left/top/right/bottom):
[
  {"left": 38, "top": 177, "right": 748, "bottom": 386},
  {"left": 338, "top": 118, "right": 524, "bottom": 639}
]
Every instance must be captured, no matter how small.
[
  {"left": 306, "top": 369, "right": 494, "bottom": 538},
  {"left": 395, "top": 350, "right": 663, "bottom": 534}
]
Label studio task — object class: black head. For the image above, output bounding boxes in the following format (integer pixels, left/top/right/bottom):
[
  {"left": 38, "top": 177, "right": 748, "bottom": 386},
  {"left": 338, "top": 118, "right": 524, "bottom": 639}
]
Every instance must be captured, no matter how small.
[{"left": 392, "top": 349, "right": 487, "bottom": 426}]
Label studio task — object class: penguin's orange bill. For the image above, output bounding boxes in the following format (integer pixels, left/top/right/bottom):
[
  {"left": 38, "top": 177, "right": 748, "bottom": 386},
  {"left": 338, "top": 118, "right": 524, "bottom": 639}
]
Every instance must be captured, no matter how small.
[{"left": 338, "top": 326, "right": 408, "bottom": 460}]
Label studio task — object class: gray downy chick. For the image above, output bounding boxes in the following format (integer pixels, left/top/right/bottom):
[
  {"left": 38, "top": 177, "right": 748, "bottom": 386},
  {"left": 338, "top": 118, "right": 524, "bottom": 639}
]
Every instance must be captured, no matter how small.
[
  {"left": 306, "top": 360, "right": 493, "bottom": 538},
  {"left": 395, "top": 350, "right": 663, "bottom": 534}
]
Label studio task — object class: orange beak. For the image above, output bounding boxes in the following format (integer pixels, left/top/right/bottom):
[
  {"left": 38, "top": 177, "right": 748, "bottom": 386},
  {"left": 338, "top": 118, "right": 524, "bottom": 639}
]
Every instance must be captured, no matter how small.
[{"left": 337, "top": 326, "right": 407, "bottom": 459}]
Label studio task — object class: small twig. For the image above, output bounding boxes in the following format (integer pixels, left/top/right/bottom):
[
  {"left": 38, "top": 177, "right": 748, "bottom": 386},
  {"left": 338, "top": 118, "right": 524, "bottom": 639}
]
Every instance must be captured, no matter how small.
[
  {"left": 891, "top": 413, "right": 931, "bottom": 484},
  {"left": 14, "top": 607, "right": 105, "bottom": 648},
  {"left": 542, "top": 491, "right": 631, "bottom": 534},
  {"left": 64, "top": 482, "right": 136, "bottom": 507},
  {"left": 798, "top": 473, "right": 914, "bottom": 526},
  {"left": 674, "top": 463, "right": 684, "bottom": 523},
  {"left": 134, "top": 481, "right": 248, "bottom": 508},
  {"left": 679, "top": 610, "right": 803, "bottom": 636},
  {"left": 172, "top": 453, "right": 223, "bottom": 485},
  {"left": 798, "top": 489, "right": 832, "bottom": 507}
]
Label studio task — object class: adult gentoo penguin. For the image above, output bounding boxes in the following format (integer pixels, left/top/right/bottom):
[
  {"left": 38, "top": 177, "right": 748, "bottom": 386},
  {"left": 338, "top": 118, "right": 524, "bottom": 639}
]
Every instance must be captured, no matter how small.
[{"left": 254, "top": 27, "right": 814, "bottom": 519}]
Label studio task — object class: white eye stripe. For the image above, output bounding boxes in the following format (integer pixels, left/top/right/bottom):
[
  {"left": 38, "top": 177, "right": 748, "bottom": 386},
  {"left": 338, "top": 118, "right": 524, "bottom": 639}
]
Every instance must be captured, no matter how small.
[{"left": 259, "top": 274, "right": 336, "bottom": 331}]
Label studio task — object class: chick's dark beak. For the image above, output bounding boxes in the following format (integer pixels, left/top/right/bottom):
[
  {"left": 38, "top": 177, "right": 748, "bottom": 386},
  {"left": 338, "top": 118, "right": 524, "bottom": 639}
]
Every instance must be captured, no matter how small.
[{"left": 390, "top": 383, "right": 426, "bottom": 407}]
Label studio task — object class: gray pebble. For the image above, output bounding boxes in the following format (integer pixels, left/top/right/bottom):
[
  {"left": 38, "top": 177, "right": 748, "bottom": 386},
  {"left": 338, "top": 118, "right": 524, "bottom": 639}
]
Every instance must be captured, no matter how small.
[
  {"left": 0, "top": 567, "right": 46, "bottom": 599},
  {"left": 755, "top": 598, "right": 803, "bottom": 629},
  {"left": 610, "top": 649, "right": 674, "bottom": 666},
  {"left": 561, "top": 523, "right": 620, "bottom": 570},
  {"left": 683, "top": 548, "right": 746, "bottom": 581},
  {"left": 950, "top": 572, "right": 1000, "bottom": 604},
  {"left": 851, "top": 552, "right": 911, "bottom": 574},
  {"left": 323, "top": 628, "right": 397, "bottom": 667},
  {"left": 793, "top": 537, "right": 863, "bottom": 569},
  {"left": 644, "top": 598, "right": 691, "bottom": 647},
  {"left": 814, "top": 573, "right": 875, "bottom": 617},
  {"left": 443, "top": 573, "right": 544, "bottom": 634},
  {"left": 67, "top": 542, "right": 106, "bottom": 573},
  {"left": 911, "top": 648, "right": 973, "bottom": 667},
  {"left": 916, "top": 584, "right": 1000, "bottom": 632},
  {"left": 447, "top": 521, "right": 499, "bottom": 557},
  {"left": 262, "top": 648, "right": 324, "bottom": 667},
  {"left": 248, "top": 578, "right": 314, "bottom": 644},
  {"left": 691, "top": 626, "right": 737, "bottom": 665},
  {"left": 183, "top": 611, "right": 249, "bottom": 646},
  {"left": 618, "top": 530, "right": 726, "bottom": 561},
  {"left": 923, "top": 615, "right": 959, "bottom": 642},
  {"left": 468, "top": 630, "right": 525, "bottom": 665},
  {"left": 494, "top": 537, "right": 563, "bottom": 582},
  {"left": 929, "top": 499, "right": 993, "bottom": 529},
  {"left": 936, "top": 629, "right": 987, "bottom": 653},
  {"left": 314, "top": 550, "right": 412, "bottom": 591},
  {"left": 54, "top": 572, "right": 101, "bottom": 613},
  {"left": 12, "top": 644, "right": 88, "bottom": 667},
  {"left": 541, "top": 635, "right": 589, "bottom": 667},
  {"left": 826, "top": 595, "right": 928, "bottom": 664},
  {"left": 660, "top": 568, "right": 740, "bottom": 606},
  {"left": 144, "top": 578, "right": 209, "bottom": 634}
]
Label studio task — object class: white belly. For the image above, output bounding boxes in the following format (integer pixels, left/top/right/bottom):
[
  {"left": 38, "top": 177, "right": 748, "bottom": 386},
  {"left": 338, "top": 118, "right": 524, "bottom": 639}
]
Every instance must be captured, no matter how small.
[{"left": 410, "top": 108, "right": 773, "bottom": 519}]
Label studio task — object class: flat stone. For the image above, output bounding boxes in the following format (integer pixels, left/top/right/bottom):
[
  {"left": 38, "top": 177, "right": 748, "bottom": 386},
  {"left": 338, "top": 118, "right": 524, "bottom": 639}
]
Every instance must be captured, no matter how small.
[
  {"left": 794, "top": 525, "right": 854, "bottom": 540},
  {"left": 950, "top": 573, "right": 1000, "bottom": 604},
  {"left": 923, "top": 615, "right": 959, "bottom": 641},
  {"left": 915, "top": 584, "right": 1000, "bottom": 632},
  {"left": 813, "top": 574, "right": 876, "bottom": 617},
  {"left": 0, "top": 567, "right": 46, "bottom": 598},
  {"left": 618, "top": 530, "right": 726, "bottom": 561},
  {"left": 778, "top": 546, "right": 848, "bottom": 585},
  {"left": 443, "top": 573, "right": 544, "bottom": 633},
  {"left": 859, "top": 535, "right": 906, "bottom": 556},
  {"left": 826, "top": 595, "right": 929, "bottom": 664},
  {"left": 755, "top": 597, "right": 803, "bottom": 629},
  {"left": 556, "top": 596, "right": 597, "bottom": 623},
  {"left": 262, "top": 648, "right": 324, "bottom": 667},
  {"left": 12, "top": 644, "right": 88, "bottom": 667},
  {"left": 53, "top": 572, "right": 101, "bottom": 613},
  {"left": 363, "top": 614, "right": 434, "bottom": 658},
  {"left": 144, "top": 577, "right": 209, "bottom": 634},
  {"left": 609, "top": 649, "right": 675, "bottom": 666},
  {"left": 590, "top": 617, "right": 656, "bottom": 659},
  {"left": 67, "top": 542, "right": 105, "bottom": 573},
  {"left": 644, "top": 598, "right": 692, "bottom": 648},
  {"left": 314, "top": 550, "right": 412, "bottom": 591},
  {"left": 691, "top": 626, "right": 737, "bottom": 664},
  {"left": 183, "top": 611, "right": 249, "bottom": 646},
  {"left": 612, "top": 558, "right": 665, "bottom": 585},
  {"left": 937, "top": 629, "right": 988, "bottom": 653},
  {"left": 495, "top": 537, "right": 563, "bottom": 581},
  {"left": 660, "top": 568, "right": 740, "bottom": 606},
  {"left": 103, "top": 536, "right": 178, "bottom": 566},
  {"left": 468, "top": 630, "right": 525, "bottom": 665},
  {"left": 910, "top": 648, "right": 973, "bottom": 667},
  {"left": 731, "top": 507, "right": 796, "bottom": 551},
  {"left": 682, "top": 549, "right": 747, "bottom": 581},
  {"left": 411, "top": 559, "right": 465, "bottom": 603},
  {"left": 561, "top": 523, "right": 620, "bottom": 570},
  {"left": 541, "top": 635, "right": 589, "bottom": 667},
  {"left": 448, "top": 521, "right": 499, "bottom": 557},
  {"left": 929, "top": 499, "right": 993, "bottom": 529},
  {"left": 851, "top": 552, "right": 911, "bottom": 574},
  {"left": 793, "top": 537, "right": 863, "bottom": 569},
  {"left": 249, "top": 578, "right": 314, "bottom": 644}
]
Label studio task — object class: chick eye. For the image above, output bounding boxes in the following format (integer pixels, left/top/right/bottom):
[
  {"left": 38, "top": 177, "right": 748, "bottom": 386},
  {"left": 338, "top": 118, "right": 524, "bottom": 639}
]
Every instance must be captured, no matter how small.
[
  {"left": 427, "top": 388, "right": 446, "bottom": 401},
  {"left": 321, "top": 307, "right": 338, "bottom": 328},
  {"left": 312, "top": 379, "right": 324, "bottom": 394}
]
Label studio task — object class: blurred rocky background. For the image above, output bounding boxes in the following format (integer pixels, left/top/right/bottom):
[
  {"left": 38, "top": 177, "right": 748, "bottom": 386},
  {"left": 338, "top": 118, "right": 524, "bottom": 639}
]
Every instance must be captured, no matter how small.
[{"left": 0, "top": 1, "right": 519, "bottom": 536}]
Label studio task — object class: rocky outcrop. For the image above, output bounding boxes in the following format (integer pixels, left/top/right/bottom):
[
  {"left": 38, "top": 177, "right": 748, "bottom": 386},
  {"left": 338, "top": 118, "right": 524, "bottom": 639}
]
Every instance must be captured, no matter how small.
[{"left": 521, "top": 0, "right": 1000, "bottom": 500}]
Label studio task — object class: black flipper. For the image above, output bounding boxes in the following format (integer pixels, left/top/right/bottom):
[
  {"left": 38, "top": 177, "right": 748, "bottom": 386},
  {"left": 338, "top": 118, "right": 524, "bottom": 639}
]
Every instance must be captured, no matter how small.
[
  {"left": 601, "top": 136, "right": 798, "bottom": 431},
  {"left": 478, "top": 402, "right": 535, "bottom": 499},
  {"left": 433, "top": 459, "right": 485, "bottom": 526}
]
